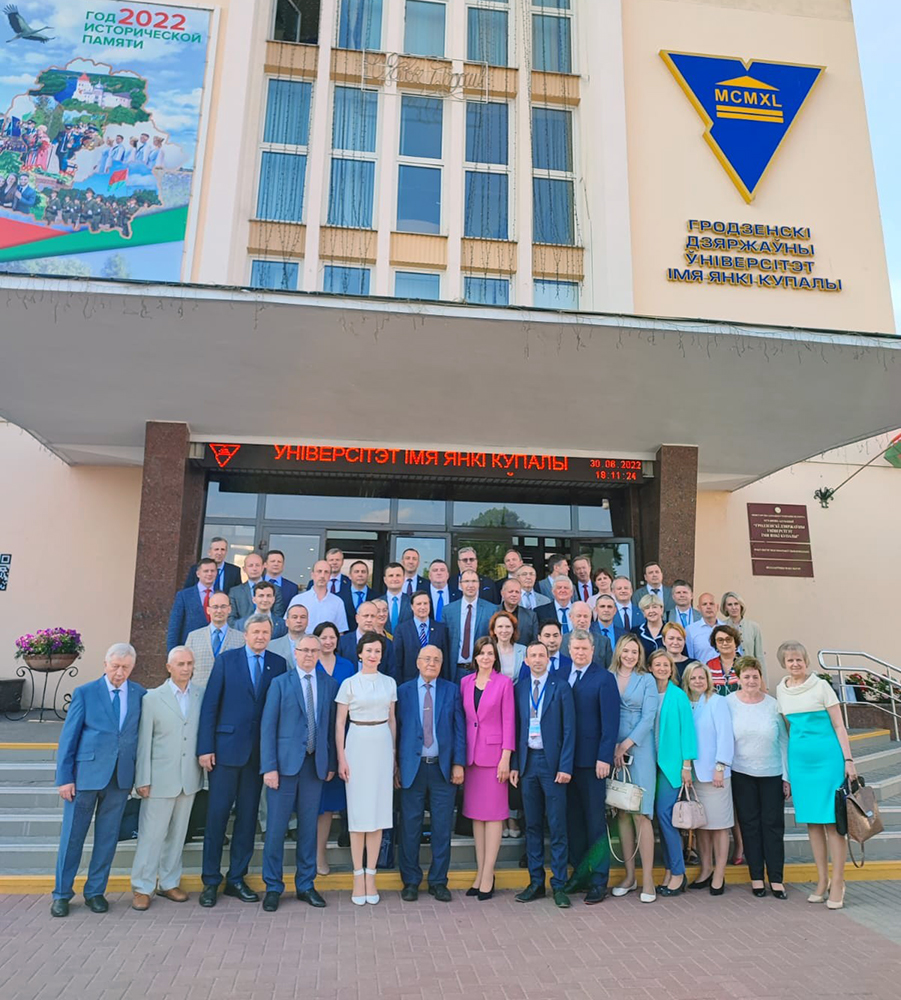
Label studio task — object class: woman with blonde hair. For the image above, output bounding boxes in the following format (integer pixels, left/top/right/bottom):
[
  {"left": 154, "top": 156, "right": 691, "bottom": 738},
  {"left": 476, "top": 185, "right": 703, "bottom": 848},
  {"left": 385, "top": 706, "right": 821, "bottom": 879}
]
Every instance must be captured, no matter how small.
[
  {"left": 609, "top": 635, "right": 659, "bottom": 902},
  {"left": 775, "top": 641, "right": 857, "bottom": 909},
  {"left": 682, "top": 661, "right": 734, "bottom": 894},
  {"left": 720, "top": 592, "right": 764, "bottom": 664}
]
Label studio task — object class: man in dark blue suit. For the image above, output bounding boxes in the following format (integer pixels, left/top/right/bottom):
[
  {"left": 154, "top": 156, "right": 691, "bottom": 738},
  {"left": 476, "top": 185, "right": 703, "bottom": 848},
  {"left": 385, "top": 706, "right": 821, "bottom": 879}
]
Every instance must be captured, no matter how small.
[
  {"left": 264, "top": 549, "right": 300, "bottom": 606},
  {"left": 424, "top": 559, "right": 460, "bottom": 624},
  {"left": 400, "top": 546, "right": 428, "bottom": 596},
  {"left": 168, "top": 559, "right": 217, "bottom": 650},
  {"left": 337, "top": 601, "right": 397, "bottom": 678},
  {"left": 234, "top": 581, "right": 288, "bottom": 639},
  {"left": 497, "top": 577, "right": 538, "bottom": 645},
  {"left": 518, "top": 620, "right": 573, "bottom": 687},
  {"left": 511, "top": 641, "right": 575, "bottom": 908},
  {"left": 396, "top": 645, "right": 466, "bottom": 902},
  {"left": 183, "top": 538, "right": 243, "bottom": 593},
  {"left": 451, "top": 547, "right": 498, "bottom": 603},
  {"left": 393, "top": 592, "right": 451, "bottom": 683},
  {"left": 260, "top": 633, "right": 337, "bottom": 911},
  {"left": 594, "top": 594, "right": 627, "bottom": 652},
  {"left": 562, "top": 602, "right": 613, "bottom": 669},
  {"left": 376, "top": 562, "right": 414, "bottom": 633},
  {"left": 51, "top": 643, "right": 146, "bottom": 916},
  {"left": 557, "top": 630, "right": 621, "bottom": 904},
  {"left": 197, "top": 615, "right": 287, "bottom": 907},
  {"left": 342, "top": 560, "right": 374, "bottom": 627}
]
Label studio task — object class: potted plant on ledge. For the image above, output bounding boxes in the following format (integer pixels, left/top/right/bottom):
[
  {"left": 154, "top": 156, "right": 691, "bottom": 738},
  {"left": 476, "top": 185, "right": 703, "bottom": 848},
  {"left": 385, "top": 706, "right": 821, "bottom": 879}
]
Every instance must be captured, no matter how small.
[{"left": 15, "top": 628, "right": 84, "bottom": 672}]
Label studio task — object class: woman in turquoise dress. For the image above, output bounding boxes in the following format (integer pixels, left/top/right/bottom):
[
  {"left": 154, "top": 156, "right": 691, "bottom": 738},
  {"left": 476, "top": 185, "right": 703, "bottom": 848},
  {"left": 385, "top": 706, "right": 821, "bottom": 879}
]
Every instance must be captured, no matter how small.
[
  {"left": 775, "top": 640, "right": 857, "bottom": 910},
  {"left": 314, "top": 621, "right": 355, "bottom": 876},
  {"left": 609, "top": 634, "right": 659, "bottom": 903}
]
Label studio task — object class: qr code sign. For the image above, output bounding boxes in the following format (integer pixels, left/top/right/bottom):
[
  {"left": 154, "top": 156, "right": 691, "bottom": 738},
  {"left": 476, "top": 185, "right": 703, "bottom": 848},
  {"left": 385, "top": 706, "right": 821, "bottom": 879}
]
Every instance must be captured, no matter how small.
[{"left": 0, "top": 554, "right": 10, "bottom": 592}]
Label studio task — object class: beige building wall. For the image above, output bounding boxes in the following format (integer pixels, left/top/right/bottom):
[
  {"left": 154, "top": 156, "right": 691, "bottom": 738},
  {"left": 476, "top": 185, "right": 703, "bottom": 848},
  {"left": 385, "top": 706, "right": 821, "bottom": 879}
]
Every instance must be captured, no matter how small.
[
  {"left": 622, "top": 0, "right": 894, "bottom": 334},
  {"left": 0, "top": 424, "right": 142, "bottom": 694},
  {"left": 695, "top": 430, "right": 901, "bottom": 686}
]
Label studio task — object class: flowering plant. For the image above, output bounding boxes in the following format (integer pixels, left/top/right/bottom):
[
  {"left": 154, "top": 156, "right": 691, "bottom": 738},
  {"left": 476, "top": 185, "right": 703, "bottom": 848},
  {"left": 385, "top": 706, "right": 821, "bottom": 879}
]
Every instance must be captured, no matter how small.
[
  {"left": 845, "top": 672, "right": 894, "bottom": 704},
  {"left": 14, "top": 628, "right": 84, "bottom": 661}
]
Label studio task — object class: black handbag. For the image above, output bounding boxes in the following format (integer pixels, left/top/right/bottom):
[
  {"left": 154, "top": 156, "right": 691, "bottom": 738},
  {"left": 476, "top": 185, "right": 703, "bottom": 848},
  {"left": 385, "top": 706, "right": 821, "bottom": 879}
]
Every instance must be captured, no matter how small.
[
  {"left": 376, "top": 824, "right": 396, "bottom": 869},
  {"left": 117, "top": 797, "right": 141, "bottom": 841}
]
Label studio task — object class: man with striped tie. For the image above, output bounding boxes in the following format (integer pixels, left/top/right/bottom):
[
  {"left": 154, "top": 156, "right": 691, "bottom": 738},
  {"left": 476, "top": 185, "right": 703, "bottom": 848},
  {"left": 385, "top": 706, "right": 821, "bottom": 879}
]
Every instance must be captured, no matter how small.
[
  {"left": 185, "top": 593, "right": 244, "bottom": 685},
  {"left": 393, "top": 591, "right": 451, "bottom": 684}
]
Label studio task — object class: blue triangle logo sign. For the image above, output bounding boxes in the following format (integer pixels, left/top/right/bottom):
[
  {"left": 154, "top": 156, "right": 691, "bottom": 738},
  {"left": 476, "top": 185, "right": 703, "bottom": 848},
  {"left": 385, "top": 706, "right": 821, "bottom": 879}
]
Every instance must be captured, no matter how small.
[{"left": 660, "top": 51, "right": 824, "bottom": 202}]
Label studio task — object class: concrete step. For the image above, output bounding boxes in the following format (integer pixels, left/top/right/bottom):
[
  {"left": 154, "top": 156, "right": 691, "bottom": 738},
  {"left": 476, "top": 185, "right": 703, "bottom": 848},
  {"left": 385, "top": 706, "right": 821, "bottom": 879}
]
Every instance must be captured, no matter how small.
[{"left": 0, "top": 760, "right": 57, "bottom": 784}]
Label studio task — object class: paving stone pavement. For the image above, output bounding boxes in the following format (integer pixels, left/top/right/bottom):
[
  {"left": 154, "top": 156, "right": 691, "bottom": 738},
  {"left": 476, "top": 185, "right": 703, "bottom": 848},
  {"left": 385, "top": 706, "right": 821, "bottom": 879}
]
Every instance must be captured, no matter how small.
[
  {"left": 1, "top": 884, "right": 900, "bottom": 1000},
  {"left": 793, "top": 880, "right": 901, "bottom": 945}
]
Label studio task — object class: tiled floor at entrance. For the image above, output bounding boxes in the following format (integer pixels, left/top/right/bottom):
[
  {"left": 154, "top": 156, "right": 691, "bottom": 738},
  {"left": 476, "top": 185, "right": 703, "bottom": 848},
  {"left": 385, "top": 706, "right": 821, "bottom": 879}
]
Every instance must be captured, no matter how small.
[{"left": 1, "top": 885, "right": 899, "bottom": 1000}]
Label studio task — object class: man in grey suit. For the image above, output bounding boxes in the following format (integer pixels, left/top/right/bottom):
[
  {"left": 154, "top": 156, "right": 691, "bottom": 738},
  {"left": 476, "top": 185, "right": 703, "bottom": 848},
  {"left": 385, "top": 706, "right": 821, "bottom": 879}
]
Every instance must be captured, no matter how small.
[
  {"left": 52, "top": 643, "right": 146, "bottom": 917},
  {"left": 666, "top": 580, "right": 702, "bottom": 629},
  {"left": 561, "top": 602, "right": 613, "bottom": 668},
  {"left": 185, "top": 592, "right": 244, "bottom": 685},
  {"left": 268, "top": 603, "right": 309, "bottom": 662},
  {"left": 445, "top": 570, "right": 496, "bottom": 682},
  {"left": 228, "top": 552, "right": 285, "bottom": 625},
  {"left": 516, "top": 565, "right": 552, "bottom": 610},
  {"left": 634, "top": 562, "right": 675, "bottom": 614},
  {"left": 131, "top": 646, "right": 204, "bottom": 910},
  {"left": 538, "top": 555, "right": 570, "bottom": 599},
  {"left": 260, "top": 634, "right": 338, "bottom": 911}
]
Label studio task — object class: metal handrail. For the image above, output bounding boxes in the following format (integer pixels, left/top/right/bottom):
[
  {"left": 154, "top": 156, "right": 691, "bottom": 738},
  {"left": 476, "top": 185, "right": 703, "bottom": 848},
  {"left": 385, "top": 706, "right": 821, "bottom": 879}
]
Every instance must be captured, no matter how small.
[{"left": 817, "top": 650, "right": 901, "bottom": 740}]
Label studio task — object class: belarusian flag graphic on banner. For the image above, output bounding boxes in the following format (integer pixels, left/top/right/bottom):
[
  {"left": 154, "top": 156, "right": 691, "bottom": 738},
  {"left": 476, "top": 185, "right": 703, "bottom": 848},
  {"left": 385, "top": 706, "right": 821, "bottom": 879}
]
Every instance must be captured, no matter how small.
[{"left": 108, "top": 168, "right": 128, "bottom": 195}]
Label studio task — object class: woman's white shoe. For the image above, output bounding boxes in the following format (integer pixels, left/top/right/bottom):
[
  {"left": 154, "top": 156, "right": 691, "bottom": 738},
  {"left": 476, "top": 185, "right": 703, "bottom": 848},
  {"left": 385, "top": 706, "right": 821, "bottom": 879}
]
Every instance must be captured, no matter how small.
[
  {"left": 611, "top": 881, "right": 637, "bottom": 897},
  {"left": 351, "top": 869, "right": 367, "bottom": 906},
  {"left": 639, "top": 892, "right": 657, "bottom": 903},
  {"left": 364, "top": 867, "right": 380, "bottom": 905}
]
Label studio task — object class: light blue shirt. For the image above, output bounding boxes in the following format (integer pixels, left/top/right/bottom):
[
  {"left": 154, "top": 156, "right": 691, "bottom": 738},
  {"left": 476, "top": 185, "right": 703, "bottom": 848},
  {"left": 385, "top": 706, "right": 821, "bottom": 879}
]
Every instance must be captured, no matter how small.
[
  {"left": 244, "top": 645, "right": 264, "bottom": 687},
  {"left": 104, "top": 676, "right": 127, "bottom": 729},
  {"left": 196, "top": 581, "right": 213, "bottom": 603},
  {"left": 417, "top": 675, "right": 439, "bottom": 757}
]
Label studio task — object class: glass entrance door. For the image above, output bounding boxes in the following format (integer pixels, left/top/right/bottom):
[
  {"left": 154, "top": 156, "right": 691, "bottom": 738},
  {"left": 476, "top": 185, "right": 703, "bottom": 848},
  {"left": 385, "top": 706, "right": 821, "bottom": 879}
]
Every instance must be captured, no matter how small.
[
  {"left": 261, "top": 530, "right": 324, "bottom": 590},
  {"left": 390, "top": 534, "right": 451, "bottom": 582}
]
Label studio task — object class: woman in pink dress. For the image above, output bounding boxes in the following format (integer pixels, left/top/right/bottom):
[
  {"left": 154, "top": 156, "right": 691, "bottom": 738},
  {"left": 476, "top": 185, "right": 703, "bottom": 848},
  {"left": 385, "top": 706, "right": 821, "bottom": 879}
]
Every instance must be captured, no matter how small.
[{"left": 461, "top": 637, "right": 515, "bottom": 900}]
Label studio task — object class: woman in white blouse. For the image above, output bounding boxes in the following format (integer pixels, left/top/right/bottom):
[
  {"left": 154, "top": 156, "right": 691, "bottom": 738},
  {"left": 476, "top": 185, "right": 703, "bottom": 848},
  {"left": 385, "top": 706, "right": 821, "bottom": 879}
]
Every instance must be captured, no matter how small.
[{"left": 726, "top": 657, "right": 788, "bottom": 899}]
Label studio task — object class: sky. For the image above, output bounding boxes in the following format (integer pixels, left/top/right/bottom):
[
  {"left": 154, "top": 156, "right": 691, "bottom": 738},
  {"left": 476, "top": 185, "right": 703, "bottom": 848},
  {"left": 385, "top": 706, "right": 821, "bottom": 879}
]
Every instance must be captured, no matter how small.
[{"left": 853, "top": 0, "right": 900, "bottom": 330}]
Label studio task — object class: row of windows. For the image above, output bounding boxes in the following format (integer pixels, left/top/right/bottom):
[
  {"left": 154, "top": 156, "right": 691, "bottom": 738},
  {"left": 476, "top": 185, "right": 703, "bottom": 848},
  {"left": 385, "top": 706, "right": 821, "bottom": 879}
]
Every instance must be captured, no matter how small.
[
  {"left": 250, "top": 260, "right": 580, "bottom": 309},
  {"left": 275, "top": 0, "right": 574, "bottom": 72},
  {"left": 258, "top": 79, "right": 577, "bottom": 244}
]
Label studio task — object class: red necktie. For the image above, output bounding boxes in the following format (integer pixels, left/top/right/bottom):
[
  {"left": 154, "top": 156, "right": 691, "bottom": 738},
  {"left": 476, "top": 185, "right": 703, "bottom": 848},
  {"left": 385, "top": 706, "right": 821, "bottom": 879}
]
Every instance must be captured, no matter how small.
[
  {"left": 582, "top": 584, "right": 589, "bottom": 602},
  {"left": 461, "top": 604, "right": 473, "bottom": 660},
  {"left": 203, "top": 588, "right": 211, "bottom": 620},
  {"left": 330, "top": 579, "right": 337, "bottom": 594}
]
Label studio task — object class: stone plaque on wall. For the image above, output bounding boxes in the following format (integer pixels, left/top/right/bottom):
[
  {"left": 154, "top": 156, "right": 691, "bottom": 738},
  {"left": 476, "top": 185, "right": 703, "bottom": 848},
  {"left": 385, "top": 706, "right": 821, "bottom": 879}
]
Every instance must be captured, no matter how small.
[{"left": 747, "top": 504, "right": 814, "bottom": 578}]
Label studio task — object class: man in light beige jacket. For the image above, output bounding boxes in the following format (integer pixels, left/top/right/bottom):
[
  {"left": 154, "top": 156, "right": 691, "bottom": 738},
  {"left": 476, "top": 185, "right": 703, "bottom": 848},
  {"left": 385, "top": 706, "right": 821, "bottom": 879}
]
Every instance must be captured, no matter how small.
[{"left": 130, "top": 646, "right": 204, "bottom": 910}]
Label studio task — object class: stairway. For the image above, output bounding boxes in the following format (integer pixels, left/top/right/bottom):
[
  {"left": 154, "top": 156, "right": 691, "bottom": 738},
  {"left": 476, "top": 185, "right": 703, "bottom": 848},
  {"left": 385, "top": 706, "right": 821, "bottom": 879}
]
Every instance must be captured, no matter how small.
[{"left": 1, "top": 730, "right": 899, "bottom": 881}]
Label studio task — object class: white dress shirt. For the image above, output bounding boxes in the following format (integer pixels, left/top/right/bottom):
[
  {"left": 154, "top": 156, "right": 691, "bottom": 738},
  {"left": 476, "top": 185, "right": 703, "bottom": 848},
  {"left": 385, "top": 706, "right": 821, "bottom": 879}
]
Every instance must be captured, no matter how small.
[
  {"left": 527, "top": 671, "right": 549, "bottom": 749},
  {"left": 167, "top": 679, "right": 192, "bottom": 718}
]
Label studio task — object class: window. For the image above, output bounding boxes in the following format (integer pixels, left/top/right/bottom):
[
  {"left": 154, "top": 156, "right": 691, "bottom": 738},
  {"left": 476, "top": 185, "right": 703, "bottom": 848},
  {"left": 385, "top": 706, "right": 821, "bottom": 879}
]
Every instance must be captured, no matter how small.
[
  {"left": 324, "top": 265, "right": 371, "bottom": 295},
  {"left": 251, "top": 259, "right": 300, "bottom": 291},
  {"left": 395, "top": 271, "right": 440, "bottom": 300},
  {"left": 257, "top": 79, "right": 311, "bottom": 223},
  {"left": 532, "top": 107, "right": 572, "bottom": 171},
  {"left": 464, "top": 171, "right": 508, "bottom": 239},
  {"left": 533, "top": 0, "right": 570, "bottom": 7},
  {"left": 404, "top": 0, "right": 445, "bottom": 57},
  {"left": 532, "top": 11, "right": 571, "bottom": 73},
  {"left": 338, "top": 0, "right": 382, "bottom": 49},
  {"left": 399, "top": 96, "right": 443, "bottom": 158},
  {"left": 272, "top": 0, "right": 321, "bottom": 44},
  {"left": 327, "top": 159, "right": 375, "bottom": 227},
  {"left": 264, "top": 79, "right": 311, "bottom": 146},
  {"left": 397, "top": 165, "right": 441, "bottom": 233},
  {"left": 533, "top": 177, "right": 574, "bottom": 244},
  {"left": 467, "top": 7, "right": 508, "bottom": 67},
  {"left": 257, "top": 151, "right": 307, "bottom": 222},
  {"left": 464, "top": 276, "right": 509, "bottom": 305},
  {"left": 329, "top": 86, "right": 378, "bottom": 227},
  {"left": 534, "top": 279, "right": 578, "bottom": 309},
  {"left": 333, "top": 87, "right": 378, "bottom": 152},
  {"left": 465, "top": 102, "right": 508, "bottom": 165}
]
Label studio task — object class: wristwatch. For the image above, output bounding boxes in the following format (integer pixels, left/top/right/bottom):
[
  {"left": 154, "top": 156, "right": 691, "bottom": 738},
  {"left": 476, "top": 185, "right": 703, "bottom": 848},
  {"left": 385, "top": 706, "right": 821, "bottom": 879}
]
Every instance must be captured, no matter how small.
[{"left": 714, "top": 763, "right": 726, "bottom": 772}]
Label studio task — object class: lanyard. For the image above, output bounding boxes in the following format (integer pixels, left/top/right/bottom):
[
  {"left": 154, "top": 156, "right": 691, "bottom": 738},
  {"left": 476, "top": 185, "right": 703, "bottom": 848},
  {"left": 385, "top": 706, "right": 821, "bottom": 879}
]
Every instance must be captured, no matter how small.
[{"left": 530, "top": 678, "right": 548, "bottom": 713}]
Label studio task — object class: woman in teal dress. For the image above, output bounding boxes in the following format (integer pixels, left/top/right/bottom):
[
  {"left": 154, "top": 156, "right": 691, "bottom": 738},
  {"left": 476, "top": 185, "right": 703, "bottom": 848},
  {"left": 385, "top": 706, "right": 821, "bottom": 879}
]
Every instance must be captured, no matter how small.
[{"left": 775, "top": 641, "right": 857, "bottom": 910}]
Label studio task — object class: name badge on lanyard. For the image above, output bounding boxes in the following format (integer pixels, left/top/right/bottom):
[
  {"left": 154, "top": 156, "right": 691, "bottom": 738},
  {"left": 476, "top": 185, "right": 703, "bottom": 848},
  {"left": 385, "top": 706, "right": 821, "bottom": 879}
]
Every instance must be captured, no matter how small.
[{"left": 529, "top": 682, "right": 547, "bottom": 739}]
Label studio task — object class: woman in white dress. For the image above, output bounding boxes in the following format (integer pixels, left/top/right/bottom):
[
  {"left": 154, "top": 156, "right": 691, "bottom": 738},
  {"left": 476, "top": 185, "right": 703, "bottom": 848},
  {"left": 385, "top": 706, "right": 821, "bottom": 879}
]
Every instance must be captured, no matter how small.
[{"left": 335, "top": 631, "right": 397, "bottom": 906}]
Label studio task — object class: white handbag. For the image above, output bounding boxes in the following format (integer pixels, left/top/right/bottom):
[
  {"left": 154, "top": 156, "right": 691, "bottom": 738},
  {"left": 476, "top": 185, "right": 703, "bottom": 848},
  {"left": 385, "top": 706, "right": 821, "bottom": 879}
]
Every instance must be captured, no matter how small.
[{"left": 605, "top": 764, "right": 644, "bottom": 813}]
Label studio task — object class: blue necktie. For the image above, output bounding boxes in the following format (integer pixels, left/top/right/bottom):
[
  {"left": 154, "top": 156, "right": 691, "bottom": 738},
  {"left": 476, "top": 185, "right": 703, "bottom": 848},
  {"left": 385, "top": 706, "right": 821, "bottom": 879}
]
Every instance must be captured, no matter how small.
[
  {"left": 419, "top": 622, "right": 428, "bottom": 647},
  {"left": 622, "top": 607, "right": 631, "bottom": 630},
  {"left": 559, "top": 608, "right": 570, "bottom": 634},
  {"left": 252, "top": 655, "right": 262, "bottom": 694},
  {"left": 111, "top": 687, "right": 122, "bottom": 730},
  {"left": 212, "top": 628, "right": 223, "bottom": 657},
  {"left": 391, "top": 596, "right": 399, "bottom": 631},
  {"left": 354, "top": 590, "right": 364, "bottom": 609},
  {"left": 435, "top": 592, "right": 444, "bottom": 622},
  {"left": 216, "top": 566, "right": 224, "bottom": 590},
  {"left": 680, "top": 612, "right": 688, "bottom": 628}
]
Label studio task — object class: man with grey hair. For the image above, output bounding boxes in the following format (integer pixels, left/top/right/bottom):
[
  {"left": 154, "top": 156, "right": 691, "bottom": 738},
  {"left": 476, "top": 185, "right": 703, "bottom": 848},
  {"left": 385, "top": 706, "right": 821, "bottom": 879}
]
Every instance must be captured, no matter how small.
[
  {"left": 536, "top": 577, "right": 576, "bottom": 633},
  {"left": 51, "top": 643, "right": 146, "bottom": 917},
  {"left": 131, "top": 646, "right": 204, "bottom": 910},
  {"left": 515, "top": 564, "right": 551, "bottom": 610},
  {"left": 561, "top": 602, "right": 613, "bottom": 669},
  {"left": 197, "top": 614, "right": 287, "bottom": 907}
]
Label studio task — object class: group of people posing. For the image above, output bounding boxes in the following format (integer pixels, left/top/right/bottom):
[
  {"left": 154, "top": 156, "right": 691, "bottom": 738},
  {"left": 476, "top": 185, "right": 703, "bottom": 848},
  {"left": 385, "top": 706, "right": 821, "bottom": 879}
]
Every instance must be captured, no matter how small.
[{"left": 50, "top": 542, "right": 857, "bottom": 916}]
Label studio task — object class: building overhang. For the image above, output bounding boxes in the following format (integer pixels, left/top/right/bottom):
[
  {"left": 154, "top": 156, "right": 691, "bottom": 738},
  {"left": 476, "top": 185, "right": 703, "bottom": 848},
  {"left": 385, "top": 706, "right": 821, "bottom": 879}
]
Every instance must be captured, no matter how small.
[{"left": 2, "top": 275, "right": 899, "bottom": 491}]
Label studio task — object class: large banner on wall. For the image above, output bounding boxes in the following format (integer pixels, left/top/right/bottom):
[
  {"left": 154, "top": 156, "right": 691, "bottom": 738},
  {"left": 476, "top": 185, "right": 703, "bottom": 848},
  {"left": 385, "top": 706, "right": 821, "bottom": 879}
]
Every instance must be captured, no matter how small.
[{"left": 0, "top": 1, "right": 212, "bottom": 281}]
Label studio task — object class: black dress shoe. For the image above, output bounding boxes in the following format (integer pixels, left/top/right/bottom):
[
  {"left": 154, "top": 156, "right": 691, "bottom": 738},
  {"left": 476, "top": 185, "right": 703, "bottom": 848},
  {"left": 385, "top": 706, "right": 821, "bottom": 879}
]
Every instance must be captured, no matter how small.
[
  {"left": 84, "top": 895, "right": 108, "bottom": 913},
  {"left": 50, "top": 899, "right": 69, "bottom": 918},
  {"left": 710, "top": 880, "right": 726, "bottom": 896},
  {"left": 751, "top": 886, "right": 767, "bottom": 898},
  {"left": 262, "top": 891, "right": 280, "bottom": 912},
  {"left": 515, "top": 882, "right": 546, "bottom": 903},
  {"left": 659, "top": 876, "right": 687, "bottom": 897},
  {"left": 584, "top": 886, "right": 607, "bottom": 905},
  {"left": 563, "top": 878, "right": 587, "bottom": 895},
  {"left": 771, "top": 888, "right": 788, "bottom": 900},
  {"left": 297, "top": 888, "right": 326, "bottom": 908},
  {"left": 199, "top": 885, "right": 218, "bottom": 908},
  {"left": 401, "top": 884, "right": 419, "bottom": 902},
  {"left": 477, "top": 886, "right": 494, "bottom": 901},
  {"left": 224, "top": 880, "right": 259, "bottom": 902},
  {"left": 689, "top": 874, "right": 713, "bottom": 889},
  {"left": 465, "top": 886, "right": 480, "bottom": 897},
  {"left": 428, "top": 885, "right": 452, "bottom": 902}
]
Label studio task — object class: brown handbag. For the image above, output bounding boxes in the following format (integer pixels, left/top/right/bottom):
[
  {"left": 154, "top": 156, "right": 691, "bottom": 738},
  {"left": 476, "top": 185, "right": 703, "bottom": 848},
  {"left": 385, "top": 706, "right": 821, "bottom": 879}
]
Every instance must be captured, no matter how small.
[{"left": 843, "top": 777, "right": 884, "bottom": 867}]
